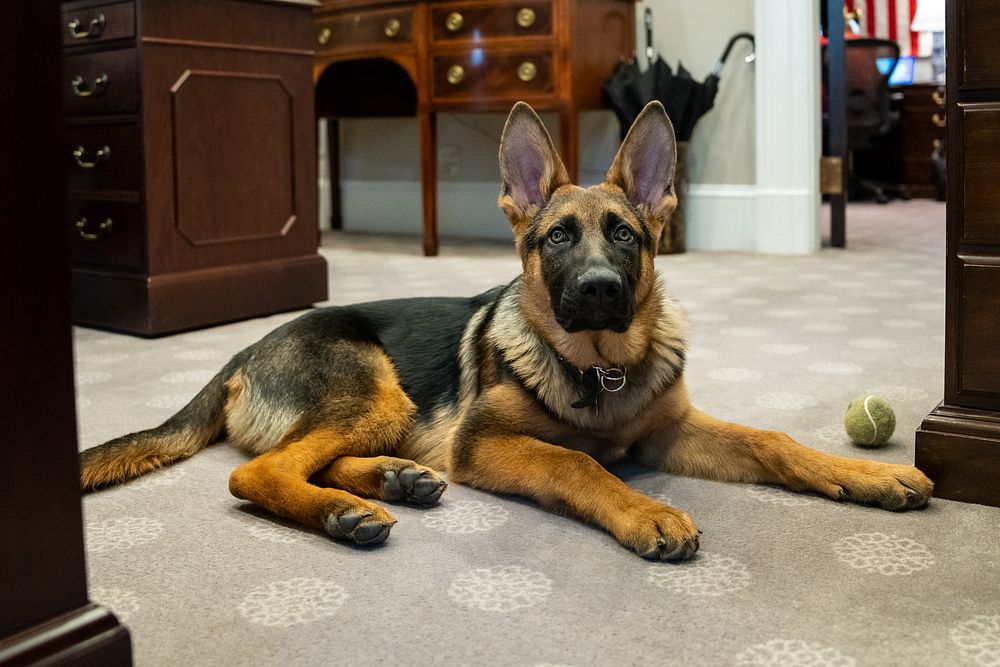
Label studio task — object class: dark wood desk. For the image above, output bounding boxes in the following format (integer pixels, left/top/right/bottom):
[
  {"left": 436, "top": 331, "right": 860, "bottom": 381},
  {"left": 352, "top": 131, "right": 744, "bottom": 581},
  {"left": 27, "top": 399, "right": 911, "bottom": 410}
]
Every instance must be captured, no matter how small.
[
  {"left": 313, "top": 0, "right": 636, "bottom": 255},
  {"left": 916, "top": 0, "right": 1000, "bottom": 508},
  {"left": 62, "top": 0, "right": 328, "bottom": 336},
  {"left": 855, "top": 82, "right": 947, "bottom": 198}
]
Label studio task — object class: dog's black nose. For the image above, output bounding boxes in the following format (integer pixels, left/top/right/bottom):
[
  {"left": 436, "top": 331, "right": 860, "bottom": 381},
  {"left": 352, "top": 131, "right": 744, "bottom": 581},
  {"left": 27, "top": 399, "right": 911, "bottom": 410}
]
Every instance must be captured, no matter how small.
[{"left": 578, "top": 268, "right": 622, "bottom": 305}]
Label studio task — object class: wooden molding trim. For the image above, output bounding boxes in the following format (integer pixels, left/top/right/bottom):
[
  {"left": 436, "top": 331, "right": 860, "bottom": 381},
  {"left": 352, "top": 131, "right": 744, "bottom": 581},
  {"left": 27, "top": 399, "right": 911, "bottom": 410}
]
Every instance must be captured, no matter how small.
[
  {"left": 0, "top": 604, "right": 131, "bottom": 666},
  {"left": 916, "top": 402, "right": 1000, "bottom": 507}
]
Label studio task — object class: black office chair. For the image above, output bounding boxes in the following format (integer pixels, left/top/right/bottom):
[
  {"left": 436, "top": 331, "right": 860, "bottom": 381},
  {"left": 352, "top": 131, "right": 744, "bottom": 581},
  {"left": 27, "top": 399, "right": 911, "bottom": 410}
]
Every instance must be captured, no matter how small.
[{"left": 824, "top": 38, "right": 910, "bottom": 203}]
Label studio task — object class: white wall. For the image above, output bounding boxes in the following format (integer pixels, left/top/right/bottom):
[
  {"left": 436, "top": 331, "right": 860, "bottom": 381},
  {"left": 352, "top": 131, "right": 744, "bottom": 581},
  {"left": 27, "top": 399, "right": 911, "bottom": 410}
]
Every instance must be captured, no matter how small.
[{"left": 640, "top": 0, "right": 757, "bottom": 185}]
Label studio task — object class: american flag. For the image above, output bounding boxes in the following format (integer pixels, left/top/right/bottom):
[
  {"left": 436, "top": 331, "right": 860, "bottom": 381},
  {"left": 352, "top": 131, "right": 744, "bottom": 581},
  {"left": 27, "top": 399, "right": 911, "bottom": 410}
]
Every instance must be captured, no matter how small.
[{"left": 846, "top": 0, "right": 928, "bottom": 57}]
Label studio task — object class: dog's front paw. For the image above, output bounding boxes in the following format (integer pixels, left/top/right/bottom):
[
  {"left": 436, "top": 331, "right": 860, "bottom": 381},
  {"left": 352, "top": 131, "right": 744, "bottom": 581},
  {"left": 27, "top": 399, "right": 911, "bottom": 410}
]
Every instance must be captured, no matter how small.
[
  {"left": 611, "top": 501, "right": 700, "bottom": 561},
  {"left": 383, "top": 464, "right": 447, "bottom": 506},
  {"left": 323, "top": 506, "right": 397, "bottom": 545},
  {"left": 817, "top": 462, "right": 933, "bottom": 511}
]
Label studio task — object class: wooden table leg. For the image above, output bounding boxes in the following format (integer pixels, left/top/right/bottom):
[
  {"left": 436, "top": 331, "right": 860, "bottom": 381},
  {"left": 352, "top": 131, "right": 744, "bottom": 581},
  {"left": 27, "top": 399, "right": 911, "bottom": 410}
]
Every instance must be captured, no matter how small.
[
  {"left": 419, "top": 109, "right": 438, "bottom": 256},
  {"left": 559, "top": 107, "right": 579, "bottom": 184},
  {"left": 326, "top": 117, "right": 342, "bottom": 230}
]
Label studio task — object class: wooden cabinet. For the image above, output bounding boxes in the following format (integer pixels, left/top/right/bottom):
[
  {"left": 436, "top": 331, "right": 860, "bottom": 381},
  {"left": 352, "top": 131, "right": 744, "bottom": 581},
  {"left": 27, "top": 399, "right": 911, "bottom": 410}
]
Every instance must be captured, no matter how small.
[
  {"left": 1, "top": 3, "right": 131, "bottom": 662},
  {"left": 314, "top": 0, "right": 636, "bottom": 255},
  {"left": 897, "top": 83, "right": 947, "bottom": 198},
  {"left": 916, "top": 0, "right": 1000, "bottom": 507},
  {"left": 62, "top": 0, "right": 327, "bottom": 336}
]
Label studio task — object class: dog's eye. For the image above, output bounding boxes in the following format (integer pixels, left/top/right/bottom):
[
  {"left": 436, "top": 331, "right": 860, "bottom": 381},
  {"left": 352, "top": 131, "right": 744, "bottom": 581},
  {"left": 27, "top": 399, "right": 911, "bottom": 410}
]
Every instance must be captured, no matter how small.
[
  {"left": 548, "top": 228, "right": 568, "bottom": 244},
  {"left": 614, "top": 225, "right": 635, "bottom": 243}
]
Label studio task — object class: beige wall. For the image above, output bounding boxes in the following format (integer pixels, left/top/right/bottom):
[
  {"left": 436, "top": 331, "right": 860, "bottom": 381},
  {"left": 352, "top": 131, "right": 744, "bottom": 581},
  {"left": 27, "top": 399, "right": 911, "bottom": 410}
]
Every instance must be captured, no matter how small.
[{"left": 640, "top": 0, "right": 757, "bottom": 185}]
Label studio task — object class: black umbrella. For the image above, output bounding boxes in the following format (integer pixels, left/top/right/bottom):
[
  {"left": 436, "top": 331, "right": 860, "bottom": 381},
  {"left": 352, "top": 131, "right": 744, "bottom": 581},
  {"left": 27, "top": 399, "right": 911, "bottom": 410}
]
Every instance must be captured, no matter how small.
[{"left": 604, "top": 24, "right": 755, "bottom": 142}]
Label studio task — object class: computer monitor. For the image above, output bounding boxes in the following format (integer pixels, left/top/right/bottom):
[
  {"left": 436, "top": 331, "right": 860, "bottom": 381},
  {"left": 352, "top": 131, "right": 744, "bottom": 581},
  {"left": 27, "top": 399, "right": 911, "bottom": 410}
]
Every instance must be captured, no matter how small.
[{"left": 876, "top": 55, "right": 915, "bottom": 85}]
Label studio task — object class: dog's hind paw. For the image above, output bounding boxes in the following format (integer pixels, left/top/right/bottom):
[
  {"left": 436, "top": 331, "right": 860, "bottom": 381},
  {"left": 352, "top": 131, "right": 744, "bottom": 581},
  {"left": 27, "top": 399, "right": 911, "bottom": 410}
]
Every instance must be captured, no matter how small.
[
  {"left": 613, "top": 502, "right": 700, "bottom": 561},
  {"left": 383, "top": 465, "right": 447, "bottom": 506},
  {"left": 323, "top": 508, "right": 396, "bottom": 545}
]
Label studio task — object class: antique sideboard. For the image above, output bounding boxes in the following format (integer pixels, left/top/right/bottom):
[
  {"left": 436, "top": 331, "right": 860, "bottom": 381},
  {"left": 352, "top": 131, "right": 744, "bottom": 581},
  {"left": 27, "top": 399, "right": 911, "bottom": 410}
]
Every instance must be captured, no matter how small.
[{"left": 313, "top": 0, "right": 637, "bottom": 255}]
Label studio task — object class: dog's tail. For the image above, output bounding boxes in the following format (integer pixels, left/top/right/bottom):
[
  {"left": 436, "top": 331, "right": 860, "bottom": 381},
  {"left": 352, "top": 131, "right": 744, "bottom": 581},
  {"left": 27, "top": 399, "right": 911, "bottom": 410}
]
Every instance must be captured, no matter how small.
[{"left": 80, "top": 366, "right": 231, "bottom": 491}]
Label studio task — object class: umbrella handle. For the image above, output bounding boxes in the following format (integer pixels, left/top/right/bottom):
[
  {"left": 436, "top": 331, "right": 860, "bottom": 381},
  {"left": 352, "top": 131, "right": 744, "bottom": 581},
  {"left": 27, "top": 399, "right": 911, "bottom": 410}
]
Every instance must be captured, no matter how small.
[
  {"left": 712, "top": 32, "right": 755, "bottom": 76},
  {"left": 644, "top": 8, "right": 654, "bottom": 67}
]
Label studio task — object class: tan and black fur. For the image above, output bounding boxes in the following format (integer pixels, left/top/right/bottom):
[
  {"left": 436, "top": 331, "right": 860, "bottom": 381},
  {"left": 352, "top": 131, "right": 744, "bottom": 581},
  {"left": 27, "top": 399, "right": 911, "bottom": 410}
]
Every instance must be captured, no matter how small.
[{"left": 80, "top": 102, "right": 933, "bottom": 560}]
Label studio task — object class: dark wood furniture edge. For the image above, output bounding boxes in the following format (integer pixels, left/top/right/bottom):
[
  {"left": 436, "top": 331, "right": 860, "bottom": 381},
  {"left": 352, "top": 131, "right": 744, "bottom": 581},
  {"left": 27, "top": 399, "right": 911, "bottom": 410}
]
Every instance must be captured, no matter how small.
[
  {"left": 73, "top": 254, "right": 329, "bottom": 336},
  {"left": 2, "top": 2, "right": 132, "bottom": 663},
  {"left": 916, "top": 403, "right": 1000, "bottom": 507},
  {"left": 0, "top": 605, "right": 131, "bottom": 666}
]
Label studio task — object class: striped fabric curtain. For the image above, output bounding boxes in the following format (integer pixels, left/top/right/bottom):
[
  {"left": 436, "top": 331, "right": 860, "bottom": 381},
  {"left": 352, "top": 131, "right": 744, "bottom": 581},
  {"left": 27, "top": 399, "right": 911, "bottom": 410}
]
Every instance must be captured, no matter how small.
[{"left": 846, "top": 0, "right": 928, "bottom": 57}]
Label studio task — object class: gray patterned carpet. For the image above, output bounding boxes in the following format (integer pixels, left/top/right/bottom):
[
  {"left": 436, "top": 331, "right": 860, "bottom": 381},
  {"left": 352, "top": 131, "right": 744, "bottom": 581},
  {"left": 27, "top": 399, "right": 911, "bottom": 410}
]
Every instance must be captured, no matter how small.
[{"left": 76, "top": 201, "right": 1000, "bottom": 667}]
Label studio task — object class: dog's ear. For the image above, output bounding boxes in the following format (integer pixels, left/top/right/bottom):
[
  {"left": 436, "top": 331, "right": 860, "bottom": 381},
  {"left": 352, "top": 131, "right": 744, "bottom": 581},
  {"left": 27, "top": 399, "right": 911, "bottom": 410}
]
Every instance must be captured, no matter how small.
[
  {"left": 498, "top": 102, "right": 570, "bottom": 227},
  {"left": 605, "top": 101, "right": 677, "bottom": 230}
]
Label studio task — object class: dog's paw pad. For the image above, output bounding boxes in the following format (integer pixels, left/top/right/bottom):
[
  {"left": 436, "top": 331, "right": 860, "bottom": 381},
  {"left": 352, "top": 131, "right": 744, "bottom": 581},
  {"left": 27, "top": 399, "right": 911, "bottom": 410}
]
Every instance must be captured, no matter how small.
[
  {"left": 384, "top": 466, "right": 447, "bottom": 506},
  {"left": 324, "top": 510, "right": 395, "bottom": 545}
]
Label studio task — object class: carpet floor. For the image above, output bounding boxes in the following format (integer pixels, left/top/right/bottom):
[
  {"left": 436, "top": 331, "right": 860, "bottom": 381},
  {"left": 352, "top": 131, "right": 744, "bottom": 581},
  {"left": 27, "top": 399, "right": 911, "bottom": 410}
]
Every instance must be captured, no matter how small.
[{"left": 76, "top": 201, "right": 1000, "bottom": 666}]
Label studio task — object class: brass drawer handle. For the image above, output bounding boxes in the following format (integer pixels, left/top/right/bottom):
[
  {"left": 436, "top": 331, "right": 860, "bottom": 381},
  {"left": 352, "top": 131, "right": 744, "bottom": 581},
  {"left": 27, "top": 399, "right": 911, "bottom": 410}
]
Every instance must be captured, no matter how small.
[
  {"left": 932, "top": 89, "right": 946, "bottom": 107},
  {"left": 446, "top": 12, "right": 464, "bottom": 31},
  {"left": 67, "top": 13, "right": 106, "bottom": 40},
  {"left": 384, "top": 18, "right": 401, "bottom": 38},
  {"left": 517, "top": 8, "right": 536, "bottom": 28},
  {"left": 71, "top": 73, "right": 109, "bottom": 97},
  {"left": 446, "top": 65, "right": 465, "bottom": 85},
  {"left": 933, "top": 138, "right": 942, "bottom": 150},
  {"left": 932, "top": 113, "right": 946, "bottom": 128},
  {"left": 75, "top": 217, "right": 113, "bottom": 241},
  {"left": 517, "top": 61, "right": 537, "bottom": 82},
  {"left": 317, "top": 27, "right": 331, "bottom": 46},
  {"left": 72, "top": 145, "right": 111, "bottom": 169}
]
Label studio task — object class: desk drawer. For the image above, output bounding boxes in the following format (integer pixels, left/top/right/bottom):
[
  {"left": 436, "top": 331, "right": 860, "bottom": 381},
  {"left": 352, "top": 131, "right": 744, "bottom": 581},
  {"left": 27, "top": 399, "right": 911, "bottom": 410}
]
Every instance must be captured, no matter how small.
[
  {"left": 68, "top": 198, "right": 144, "bottom": 270},
  {"left": 63, "top": 48, "right": 138, "bottom": 116},
  {"left": 61, "top": 2, "right": 135, "bottom": 47},
  {"left": 433, "top": 51, "right": 554, "bottom": 101},
  {"left": 65, "top": 122, "right": 142, "bottom": 192},
  {"left": 315, "top": 6, "right": 414, "bottom": 53},
  {"left": 432, "top": 2, "right": 552, "bottom": 42}
]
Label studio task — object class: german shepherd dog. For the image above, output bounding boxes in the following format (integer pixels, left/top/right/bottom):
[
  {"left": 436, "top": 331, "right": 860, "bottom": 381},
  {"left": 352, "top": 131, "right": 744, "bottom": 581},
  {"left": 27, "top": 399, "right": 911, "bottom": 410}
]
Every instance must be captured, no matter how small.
[{"left": 80, "top": 102, "right": 933, "bottom": 560}]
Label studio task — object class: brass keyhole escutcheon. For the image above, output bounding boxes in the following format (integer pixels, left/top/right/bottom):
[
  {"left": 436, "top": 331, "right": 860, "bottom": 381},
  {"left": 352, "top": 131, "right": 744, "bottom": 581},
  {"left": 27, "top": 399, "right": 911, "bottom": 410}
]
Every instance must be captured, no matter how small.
[
  {"left": 446, "top": 65, "right": 465, "bottom": 85},
  {"left": 516, "top": 8, "right": 536, "bottom": 28},
  {"left": 317, "top": 27, "right": 332, "bottom": 45},
  {"left": 384, "top": 18, "right": 401, "bottom": 37},
  {"left": 517, "top": 61, "right": 537, "bottom": 82},
  {"left": 446, "top": 12, "right": 464, "bottom": 31}
]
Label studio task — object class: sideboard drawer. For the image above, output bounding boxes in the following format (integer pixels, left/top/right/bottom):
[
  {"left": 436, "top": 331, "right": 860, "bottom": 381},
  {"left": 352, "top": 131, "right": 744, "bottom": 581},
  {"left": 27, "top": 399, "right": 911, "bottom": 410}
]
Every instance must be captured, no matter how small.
[
  {"left": 61, "top": 1, "right": 135, "bottom": 47},
  {"left": 63, "top": 48, "right": 138, "bottom": 116},
  {"left": 315, "top": 6, "right": 414, "bottom": 53},
  {"left": 68, "top": 198, "right": 145, "bottom": 270},
  {"left": 431, "top": 2, "right": 552, "bottom": 41},
  {"left": 433, "top": 51, "right": 554, "bottom": 101},
  {"left": 65, "top": 122, "right": 142, "bottom": 193}
]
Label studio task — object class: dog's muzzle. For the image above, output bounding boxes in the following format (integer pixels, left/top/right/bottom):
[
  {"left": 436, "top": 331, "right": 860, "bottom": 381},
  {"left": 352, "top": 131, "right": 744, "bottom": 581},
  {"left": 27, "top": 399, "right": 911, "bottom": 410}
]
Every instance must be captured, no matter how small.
[{"left": 557, "top": 267, "right": 632, "bottom": 332}]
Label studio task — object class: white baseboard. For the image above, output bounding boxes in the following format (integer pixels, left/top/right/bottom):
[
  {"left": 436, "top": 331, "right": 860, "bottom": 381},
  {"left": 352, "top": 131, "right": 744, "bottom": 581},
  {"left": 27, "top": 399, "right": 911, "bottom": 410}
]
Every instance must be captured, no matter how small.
[
  {"left": 685, "top": 184, "right": 819, "bottom": 254},
  {"left": 684, "top": 184, "right": 757, "bottom": 252},
  {"left": 753, "top": 187, "right": 820, "bottom": 254},
  {"left": 330, "top": 179, "right": 820, "bottom": 254}
]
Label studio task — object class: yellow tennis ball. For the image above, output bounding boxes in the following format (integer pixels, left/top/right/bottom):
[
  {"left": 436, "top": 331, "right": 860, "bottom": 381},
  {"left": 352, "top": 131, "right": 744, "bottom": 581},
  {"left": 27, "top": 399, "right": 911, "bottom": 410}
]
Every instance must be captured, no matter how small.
[{"left": 844, "top": 395, "right": 896, "bottom": 447}]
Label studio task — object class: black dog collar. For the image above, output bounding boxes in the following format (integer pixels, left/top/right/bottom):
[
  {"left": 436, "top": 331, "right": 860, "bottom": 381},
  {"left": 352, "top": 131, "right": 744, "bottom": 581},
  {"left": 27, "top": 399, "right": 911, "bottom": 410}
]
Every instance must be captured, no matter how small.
[{"left": 560, "top": 360, "right": 627, "bottom": 409}]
